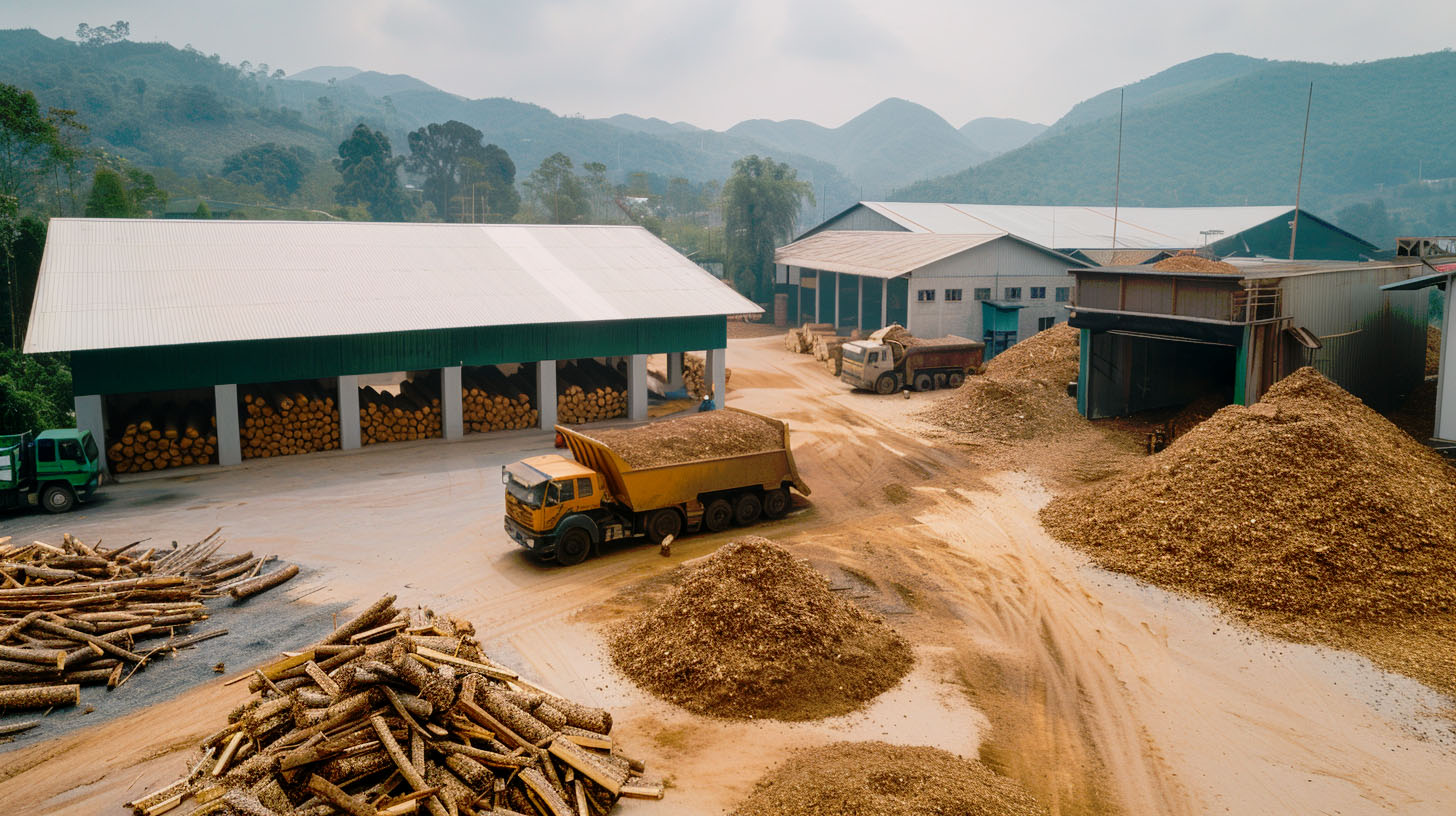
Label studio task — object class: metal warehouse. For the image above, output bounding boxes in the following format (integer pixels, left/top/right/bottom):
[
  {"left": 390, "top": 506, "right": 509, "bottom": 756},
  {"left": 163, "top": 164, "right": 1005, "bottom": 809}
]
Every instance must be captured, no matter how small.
[
  {"left": 1067, "top": 258, "right": 1429, "bottom": 419},
  {"left": 1382, "top": 237, "right": 1455, "bottom": 445},
  {"left": 24, "top": 219, "right": 758, "bottom": 472}
]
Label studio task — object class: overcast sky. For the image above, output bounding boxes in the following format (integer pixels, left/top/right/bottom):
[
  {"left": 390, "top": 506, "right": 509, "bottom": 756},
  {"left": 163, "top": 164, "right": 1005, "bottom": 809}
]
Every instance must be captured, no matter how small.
[{"left": 4, "top": 0, "right": 1454, "bottom": 130}]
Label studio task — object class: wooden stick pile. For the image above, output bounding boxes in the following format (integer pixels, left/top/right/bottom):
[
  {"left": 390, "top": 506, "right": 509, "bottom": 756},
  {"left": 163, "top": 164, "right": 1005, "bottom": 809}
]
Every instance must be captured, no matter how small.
[
  {"left": 243, "top": 383, "right": 341, "bottom": 460},
  {"left": 463, "top": 367, "right": 540, "bottom": 434},
  {"left": 811, "top": 335, "right": 850, "bottom": 362},
  {"left": 557, "top": 361, "right": 626, "bottom": 425},
  {"left": 782, "top": 323, "right": 834, "bottom": 355},
  {"left": 679, "top": 354, "right": 732, "bottom": 401},
  {"left": 0, "top": 531, "right": 297, "bottom": 733},
  {"left": 108, "top": 401, "right": 218, "bottom": 473},
  {"left": 126, "top": 595, "right": 662, "bottom": 816},
  {"left": 361, "top": 379, "right": 443, "bottom": 445}
]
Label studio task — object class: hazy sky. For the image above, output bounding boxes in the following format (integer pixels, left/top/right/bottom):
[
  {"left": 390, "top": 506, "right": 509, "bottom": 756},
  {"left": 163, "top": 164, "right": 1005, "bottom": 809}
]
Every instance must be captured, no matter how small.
[{"left": 4, "top": 0, "right": 1454, "bottom": 130}]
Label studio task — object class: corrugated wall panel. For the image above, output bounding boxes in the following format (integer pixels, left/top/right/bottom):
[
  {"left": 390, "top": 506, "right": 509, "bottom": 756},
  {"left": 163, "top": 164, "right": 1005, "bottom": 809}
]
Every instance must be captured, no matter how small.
[
  {"left": 1123, "top": 277, "right": 1174, "bottom": 314},
  {"left": 1076, "top": 275, "right": 1122, "bottom": 310}
]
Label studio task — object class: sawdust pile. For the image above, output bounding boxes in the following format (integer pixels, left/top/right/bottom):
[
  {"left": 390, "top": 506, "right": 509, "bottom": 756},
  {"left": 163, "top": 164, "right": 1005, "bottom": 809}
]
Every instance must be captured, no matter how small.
[
  {"left": 1041, "top": 367, "right": 1456, "bottom": 621},
  {"left": 918, "top": 322, "right": 1081, "bottom": 441},
  {"left": 1429, "top": 325, "right": 1442, "bottom": 377},
  {"left": 587, "top": 411, "right": 781, "bottom": 468},
  {"left": 1153, "top": 252, "right": 1240, "bottom": 275},
  {"left": 608, "top": 537, "right": 914, "bottom": 721},
  {"left": 732, "top": 742, "right": 1047, "bottom": 816}
]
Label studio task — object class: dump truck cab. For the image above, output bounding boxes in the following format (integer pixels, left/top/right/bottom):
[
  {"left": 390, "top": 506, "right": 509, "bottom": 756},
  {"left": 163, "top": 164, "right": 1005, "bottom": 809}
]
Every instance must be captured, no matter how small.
[
  {"left": 502, "top": 455, "right": 610, "bottom": 559},
  {"left": 1, "top": 429, "right": 104, "bottom": 514},
  {"left": 840, "top": 340, "right": 896, "bottom": 394}
]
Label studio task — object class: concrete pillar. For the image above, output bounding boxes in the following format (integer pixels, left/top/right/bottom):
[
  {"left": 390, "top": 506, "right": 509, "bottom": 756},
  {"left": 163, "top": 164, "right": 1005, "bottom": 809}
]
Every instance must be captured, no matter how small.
[
  {"left": 74, "top": 395, "right": 105, "bottom": 459},
  {"left": 537, "top": 362, "right": 557, "bottom": 429},
  {"left": 833, "top": 271, "right": 841, "bottom": 330},
  {"left": 666, "top": 352, "right": 684, "bottom": 391},
  {"left": 213, "top": 384, "right": 241, "bottom": 466},
  {"left": 881, "top": 278, "right": 888, "bottom": 328},
  {"left": 338, "top": 375, "right": 361, "bottom": 450},
  {"left": 706, "top": 347, "right": 727, "bottom": 410},
  {"left": 857, "top": 275, "right": 864, "bottom": 331},
  {"left": 1436, "top": 275, "right": 1455, "bottom": 442},
  {"left": 441, "top": 366, "right": 463, "bottom": 440},
  {"left": 795, "top": 269, "right": 802, "bottom": 324},
  {"left": 628, "top": 354, "right": 649, "bottom": 421}
]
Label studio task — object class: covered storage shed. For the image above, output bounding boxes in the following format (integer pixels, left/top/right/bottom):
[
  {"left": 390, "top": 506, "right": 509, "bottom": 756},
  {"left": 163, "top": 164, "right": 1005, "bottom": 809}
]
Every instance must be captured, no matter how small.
[{"left": 24, "top": 219, "right": 757, "bottom": 472}]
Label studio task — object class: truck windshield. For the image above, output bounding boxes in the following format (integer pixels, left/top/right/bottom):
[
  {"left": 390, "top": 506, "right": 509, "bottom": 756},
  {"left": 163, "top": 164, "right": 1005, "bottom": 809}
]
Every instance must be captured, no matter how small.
[
  {"left": 83, "top": 434, "right": 98, "bottom": 463},
  {"left": 506, "top": 475, "right": 547, "bottom": 508},
  {"left": 842, "top": 345, "right": 866, "bottom": 363}
]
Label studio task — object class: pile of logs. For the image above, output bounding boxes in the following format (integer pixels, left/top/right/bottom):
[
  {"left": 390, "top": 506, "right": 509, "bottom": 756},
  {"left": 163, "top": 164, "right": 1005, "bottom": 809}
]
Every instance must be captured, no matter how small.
[
  {"left": 108, "top": 401, "right": 218, "bottom": 473},
  {"left": 464, "top": 367, "right": 540, "bottom": 433},
  {"left": 680, "top": 354, "right": 731, "bottom": 401},
  {"left": 361, "top": 379, "right": 443, "bottom": 445},
  {"left": 242, "top": 383, "right": 341, "bottom": 460},
  {"left": 823, "top": 345, "right": 845, "bottom": 377},
  {"left": 557, "top": 361, "right": 626, "bottom": 425},
  {"left": 0, "top": 531, "right": 297, "bottom": 737},
  {"left": 783, "top": 323, "right": 834, "bottom": 354},
  {"left": 125, "top": 595, "right": 662, "bottom": 816},
  {"left": 811, "top": 334, "right": 851, "bottom": 362}
]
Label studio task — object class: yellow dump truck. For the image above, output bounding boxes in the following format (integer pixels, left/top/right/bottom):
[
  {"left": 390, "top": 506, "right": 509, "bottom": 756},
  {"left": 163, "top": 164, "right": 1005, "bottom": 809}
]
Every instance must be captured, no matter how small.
[{"left": 502, "top": 408, "right": 810, "bottom": 565}]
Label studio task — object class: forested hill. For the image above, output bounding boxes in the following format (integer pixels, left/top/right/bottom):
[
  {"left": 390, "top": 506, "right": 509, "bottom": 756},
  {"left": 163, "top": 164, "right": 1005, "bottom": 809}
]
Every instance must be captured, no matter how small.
[{"left": 894, "top": 51, "right": 1456, "bottom": 242}]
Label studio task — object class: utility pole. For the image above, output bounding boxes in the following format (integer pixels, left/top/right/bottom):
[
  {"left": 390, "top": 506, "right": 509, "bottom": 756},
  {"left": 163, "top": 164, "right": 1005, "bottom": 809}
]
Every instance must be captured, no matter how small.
[
  {"left": 1290, "top": 82, "right": 1314, "bottom": 260},
  {"left": 1111, "top": 89, "right": 1125, "bottom": 250}
]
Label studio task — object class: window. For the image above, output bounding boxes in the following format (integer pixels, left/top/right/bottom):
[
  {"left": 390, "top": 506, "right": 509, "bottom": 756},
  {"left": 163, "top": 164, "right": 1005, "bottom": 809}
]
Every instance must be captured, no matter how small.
[
  {"left": 577, "top": 478, "right": 593, "bottom": 498},
  {"left": 1004, "top": 287, "right": 1022, "bottom": 300},
  {"left": 1055, "top": 286, "right": 1071, "bottom": 303},
  {"left": 944, "top": 289, "right": 963, "bottom": 302},
  {"left": 37, "top": 439, "right": 55, "bottom": 461},
  {"left": 59, "top": 440, "right": 83, "bottom": 462},
  {"left": 1030, "top": 286, "right": 1046, "bottom": 299},
  {"left": 973, "top": 287, "right": 991, "bottom": 301},
  {"left": 1037, "top": 316, "right": 1056, "bottom": 331},
  {"left": 867, "top": 352, "right": 879, "bottom": 364},
  {"left": 916, "top": 289, "right": 936, "bottom": 302}
]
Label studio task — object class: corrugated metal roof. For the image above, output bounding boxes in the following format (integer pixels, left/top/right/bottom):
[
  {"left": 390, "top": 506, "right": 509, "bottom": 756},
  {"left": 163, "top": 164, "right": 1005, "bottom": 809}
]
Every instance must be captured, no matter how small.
[
  {"left": 774, "top": 231, "right": 1004, "bottom": 278},
  {"left": 858, "top": 202, "right": 1297, "bottom": 250},
  {"left": 1080, "top": 258, "right": 1420, "bottom": 282},
  {"left": 25, "top": 219, "right": 760, "bottom": 353}
]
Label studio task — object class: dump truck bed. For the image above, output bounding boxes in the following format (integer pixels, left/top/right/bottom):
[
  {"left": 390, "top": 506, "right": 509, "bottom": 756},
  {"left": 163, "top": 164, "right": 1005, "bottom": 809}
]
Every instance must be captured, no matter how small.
[{"left": 557, "top": 408, "right": 810, "bottom": 511}]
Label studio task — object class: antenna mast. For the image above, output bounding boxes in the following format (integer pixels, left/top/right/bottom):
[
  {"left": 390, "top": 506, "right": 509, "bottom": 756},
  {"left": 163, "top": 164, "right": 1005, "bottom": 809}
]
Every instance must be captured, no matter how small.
[
  {"left": 1111, "top": 89, "right": 1124, "bottom": 250},
  {"left": 1289, "top": 82, "right": 1313, "bottom": 260}
]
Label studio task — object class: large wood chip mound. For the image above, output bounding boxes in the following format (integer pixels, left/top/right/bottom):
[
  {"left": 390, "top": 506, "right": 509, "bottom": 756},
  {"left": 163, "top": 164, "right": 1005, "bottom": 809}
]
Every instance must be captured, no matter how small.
[
  {"left": 1152, "top": 253, "right": 1240, "bottom": 275},
  {"left": 608, "top": 537, "right": 914, "bottom": 721},
  {"left": 1041, "top": 366, "right": 1456, "bottom": 621},
  {"left": 587, "top": 410, "right": 782, "bottom": 469},
  {"left": 1428, "top": 325, "right": 1441, "bottom": 377},
  {"left": 732, "top": 741, "right": 1047, "bottom": 816},
  {"left": 918, "top": 322, "right": 1081, "bottom": 440}
]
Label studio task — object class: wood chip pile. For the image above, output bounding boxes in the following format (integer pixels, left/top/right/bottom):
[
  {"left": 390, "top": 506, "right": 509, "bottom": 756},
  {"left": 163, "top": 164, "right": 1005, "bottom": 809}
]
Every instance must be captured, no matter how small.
[
  {"left": 783, "top": 323, "right": 834, "bottom": 354},
  {"left": 0, "top": 531, "right": 296, "bottom": 735},
  {"left": 1041, "top": 367, "right": 1456, "bottom": 622},
  {"left": 463, "top": 367, "right": 539, "bottom": 434},
  {"left": 1428, "top": 325, "right": 1441, "bottom": 377},
  {"left": 1152, "top": 252, "right": 1240, "bottom": 275},
  {"left": 609, "top": 537, "right": 913, "bottom": 721},
  {"left": 680, "top": 354, "right": 730, "bottom": 400},
  {"left": 125, "top": 595, "right": 661, "bottom": 816},
  {"left": 918, "top": 322, "right": 1081, "bottom": 441},
  {"left": 732, "top": 741, "right": 1046, "bottom": 816},
  {"left": 108, "top": 401, "right": 218, "bottom": 473},
  {"left": 361, "top": 379, "right": 443, "bottom": 445},
  {"left": 557, "top": 360, "right": 626, "bottom": 425},
  {"left": 242, "top": 383, "right": 340, "bottom": 460},
  {"left": 587, "top": 411, "right": 781, "bottom": 469}
]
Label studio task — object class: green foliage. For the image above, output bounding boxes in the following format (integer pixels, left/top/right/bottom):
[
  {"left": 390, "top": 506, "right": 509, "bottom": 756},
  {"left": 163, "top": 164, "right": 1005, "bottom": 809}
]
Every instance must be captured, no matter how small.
[
  {"left": 76, "top": 21, "right": 130, "bottom": 47},
  {"left": 222, "top": 142, "right": 314, "bottom": 200},
  {"left": 157, "top": 84, "right": 230, "bottom": 124},
  {"left": 0, "top": 348, "right": 72, "bottom": 435},
  {"left": 84, "top": 167, "right": 133, "bottom": 216},
  {"left": 192, "top": 200, "right": 211, "bottom": 219},
  {"left": 722, "top": 155, "right": 813, "bottom": 303},
  {"left": 523, "top": 152, "right": 587, "bottom": 224},
  {"left": 125, "top": 167, "right": 167, "bottom": 215},
  {"left": 0, "top": 212, "right": 44, "bottom": 351},
  {"left": 334, "top": 124, "right": 408, "bottom": 220},
  {"left": 0, "top": 83, "right": 61, "bottom": 203},
  {"left": 1334, "top": 199, "right": 1395, "bottom": 249},
  {"left": 405, "top": 120, "right": 517, "bottom": 222}
]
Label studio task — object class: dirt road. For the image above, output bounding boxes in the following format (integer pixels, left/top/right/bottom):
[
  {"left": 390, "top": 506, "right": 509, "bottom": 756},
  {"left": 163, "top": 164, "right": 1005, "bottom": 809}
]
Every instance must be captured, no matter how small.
[{"left": 2, "top": 335, "right": 1453, "bottom": 815}]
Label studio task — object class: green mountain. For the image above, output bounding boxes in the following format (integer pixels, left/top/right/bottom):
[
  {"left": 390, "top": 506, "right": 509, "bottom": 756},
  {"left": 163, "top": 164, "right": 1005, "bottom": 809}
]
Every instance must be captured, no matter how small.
[
  {"left": 1045, "top": 53, "right": 1274, "bottom": 136},
  {"left": 959, "top": 117, "right": 1046, "bottom": 156}
]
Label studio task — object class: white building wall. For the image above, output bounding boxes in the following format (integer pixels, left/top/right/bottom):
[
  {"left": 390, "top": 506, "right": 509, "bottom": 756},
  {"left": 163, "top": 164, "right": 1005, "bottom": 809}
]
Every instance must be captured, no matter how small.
[
  {"left": 905, "top": 239, "right": 1077, "bottom": 339},
  {"left": 810, "top": 205, "right": 908, "bottom": 235}
]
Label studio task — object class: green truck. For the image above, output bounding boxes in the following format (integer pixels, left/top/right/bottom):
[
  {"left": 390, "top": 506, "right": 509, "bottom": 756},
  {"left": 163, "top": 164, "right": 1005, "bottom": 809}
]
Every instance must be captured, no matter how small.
[{"left": 1, "top": 429, "right": 105, "bottom": 514}]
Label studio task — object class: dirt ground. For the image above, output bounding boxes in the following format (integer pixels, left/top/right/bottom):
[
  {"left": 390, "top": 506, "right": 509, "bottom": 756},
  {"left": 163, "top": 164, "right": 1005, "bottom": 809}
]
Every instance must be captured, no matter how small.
[{"left": 2, "top": 335, "right": 1454, "bottom": 815}]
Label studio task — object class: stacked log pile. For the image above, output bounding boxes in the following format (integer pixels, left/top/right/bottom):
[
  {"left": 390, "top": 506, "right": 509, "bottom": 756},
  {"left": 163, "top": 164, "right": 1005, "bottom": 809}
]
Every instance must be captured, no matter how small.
[
  {"left": 108, "top": 401, "right": 218, "bottom": 473},
  {"left": 810, "top": 335, "right": 849, "bottom": 362},
  {"left": 782, "top": 323, "right": 833, "bottom": 354},
  {"left": 0, "top": 531, "right": 297, "bottom": 735},
  {"left": 242, "top": 383, "right": 341, "bottom": 459},
  {"left": 823, "top": 345, "right": 845, "bottom": 377},
  {"left": 681, "top": 354, "right": 731, "bottom": 401},
  {"left": 361, "top": 379, "right": 443, "bottom": 445},
  {"left": 464, "top": 367, "right": 540, "bottom": 433},
  {"left": 557, "top": 360, "right": 626, "bottom": 425},
  {"left": 125, "top": 595, "right": 663, "bottom": 816}
]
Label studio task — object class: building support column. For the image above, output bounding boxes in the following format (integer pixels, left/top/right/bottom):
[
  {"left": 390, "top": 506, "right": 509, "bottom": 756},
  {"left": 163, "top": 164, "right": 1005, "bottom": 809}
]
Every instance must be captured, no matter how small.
[
  {"left": 1436, "top": 275, "right": 1455, "bottom": 442},
  {"left": 833, "top": 271, "right": 841, "bottom": 330},
  {"left": 856, "top": 275, "right": 864, "bottom": 332},
  {"left": 537, "top": 362, "right": 557, "bottom": 429},
  {"left": 706, "top": 347, "right": 727, "bottom": 410},
  {"left": 795, "top": 270, "right": 802, "bottom": 325},
  {"left": 628, "top": 354, "right": 649, "bottom": 421},
  {"left": 666, "top": 352, "right": 684, "bottom": 391},
  {"left": 880, "top": 278, "right": 888, "bottom": 328},
  {"left": 338, "top": 375, "right": 361, "bottom": 450},
  {"left": 441, "top": 366, "right": 463, "bottom": 440},
  {"left": 213, "top": 384, "right": 241, "bottom": 466},
  {"left": 74, "top": 395, "right": 105, "bottom": 461}
]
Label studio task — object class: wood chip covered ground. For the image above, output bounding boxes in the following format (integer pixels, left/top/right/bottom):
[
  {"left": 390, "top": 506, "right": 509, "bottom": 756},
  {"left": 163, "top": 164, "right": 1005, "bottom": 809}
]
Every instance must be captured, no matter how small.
[
  {"left": 607, "top": 537, "right": 914, "bottom": 721},
  {"left": 584, "top": 411, "right": 782, "bottom": 469},
  {"left": 1151, "top": 253, "right": 1240, "bottom": 275}
]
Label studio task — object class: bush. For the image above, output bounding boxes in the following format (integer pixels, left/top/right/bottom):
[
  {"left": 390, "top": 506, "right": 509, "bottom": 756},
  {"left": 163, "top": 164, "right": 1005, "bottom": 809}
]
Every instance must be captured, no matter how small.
[{"left": 0, "top": 349, "right": 72, "bottom": 435}]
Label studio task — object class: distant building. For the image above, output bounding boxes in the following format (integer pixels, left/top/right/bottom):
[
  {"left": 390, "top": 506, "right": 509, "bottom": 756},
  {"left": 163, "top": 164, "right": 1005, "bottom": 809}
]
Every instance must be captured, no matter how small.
[{"left": 1382, "top": 237, "right": 1455, "bottom": 446}]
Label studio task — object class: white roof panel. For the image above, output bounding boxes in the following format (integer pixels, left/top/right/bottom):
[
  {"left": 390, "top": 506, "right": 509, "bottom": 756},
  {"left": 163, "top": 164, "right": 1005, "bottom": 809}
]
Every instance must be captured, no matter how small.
[
  {"left": 25, "top": 219, "right": 760, "bottom": 353},
  {"left": 775, "top": 231, "right": 1005, "bottom": 278}
]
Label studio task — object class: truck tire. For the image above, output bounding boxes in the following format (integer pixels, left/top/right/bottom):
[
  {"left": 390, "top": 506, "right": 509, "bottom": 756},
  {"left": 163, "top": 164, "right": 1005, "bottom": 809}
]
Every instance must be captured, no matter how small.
[
  {"left": 703, "top": 498, "right": 733, "bottom": 532},
  {"left": 555, "top": 527, "right": 592, "bottom": 566},
  {"left": 914, "top": 373, "right": 935, "bottom": 391},
  {"left": 948, "top": 372, "right": 965, "bottom": 388},
  {"left": 763, "top": 487, "right": 790, "bottom": 519},
  {"left": 874, "top": 374, "right": 897, "bottom": 395},
  {"left": 647, "top": 508, "right": 683, "bottom": 544},
  {"left": 40, "top": 484, "right": 75, "bottom": 514},
  {"left": 934, "top": 372, "right": 948, "bottom": 389},
  {"left": 733, "top": 493, "right": 762, "bottom": 525}
]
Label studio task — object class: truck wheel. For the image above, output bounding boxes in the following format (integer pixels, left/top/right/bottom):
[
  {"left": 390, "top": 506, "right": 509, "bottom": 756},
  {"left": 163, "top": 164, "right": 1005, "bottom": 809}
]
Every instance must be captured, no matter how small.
[
  {"left": 948, "top": 372, "right": 966, "bottom": 388},
  {"left": 703, "top": 499, "right": 733, "bottom": 532},
  {"left": 934, "top": 372, "right": 948, "bottom": 389},
  {"left": 914, "top": 373, "right": 935, "bottom": 391},
  {"left": 733, "top": 493, "right": 762, "bottom": 525},
  {"left": 555, "top": 528, "right": 592, "bottom": 566},
  {"left": 40, "top": 484, "right": 75, "bottom": 514},
  {"left": 763, "top": 487, "right": 791, "bottom": 519},
  {"left": 874, "top": 374, "right": 897, "bottom": 395},
  {"left": 648, "top": 509, "right": 683, "bottom": 544}
]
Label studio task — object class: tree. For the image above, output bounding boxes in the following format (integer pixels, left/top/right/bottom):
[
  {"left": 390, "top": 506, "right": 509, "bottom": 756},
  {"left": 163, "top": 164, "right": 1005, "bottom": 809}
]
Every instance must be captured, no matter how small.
[
  {"left": 0, "top": 84, "right": 61, "bottom": 204},
  {"left": 524, "top": 153, "right": 587, "bottom": 224},
  {"left": 334, "top": 124, "right": 409, "bottom": 221},
  {"left": 84, "top": 168, "right": 134, "bottom": 217},
  {"left": 191, "top": 201, "right": 212, "bottom": 219},
  {"left": 721, "top": 155, "right": 813, "bottom": 303},
  {"left": 157, "top": 85, "right": 229, "bottom": 123},
  {"left": 44, "top": 107, "right": 88, "bottom": 215},
  {"left": 405, "top": 121, "right": 517, "bottom": 222},
  {"left": 582, "top": 161, "right": 612, "bottom": 222},
  {"left": 76, "top": 20, "right": 130, "bottom": 47},
  {"left": 1, "top": 212, "right": 47, "bottom": 351},
  {"left": 125, "top": 168, "right": 167, "bottom": 216},
  {"left": 221, "top": 143, "right": 313, "bottom": 201},
  {"left": 0, "top": 347, "right": 72, "bottom": 434}
]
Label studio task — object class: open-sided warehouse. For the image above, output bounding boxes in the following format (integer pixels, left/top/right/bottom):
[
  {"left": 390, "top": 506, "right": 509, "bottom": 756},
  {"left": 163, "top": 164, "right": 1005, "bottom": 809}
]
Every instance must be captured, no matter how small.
[
  {"left": 24, "top": 219, "right": 757, "bottom": 472},
  {"left": 1382, "top": 237, "right": 1455, "bottom": 445},
  {"left": 1068, "top": 258, "right": 1428, "bottom": 419}
]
